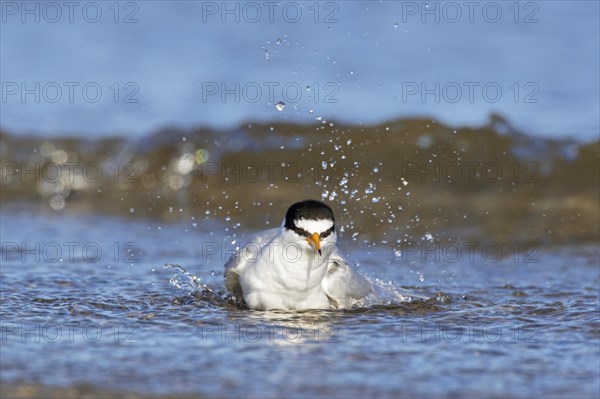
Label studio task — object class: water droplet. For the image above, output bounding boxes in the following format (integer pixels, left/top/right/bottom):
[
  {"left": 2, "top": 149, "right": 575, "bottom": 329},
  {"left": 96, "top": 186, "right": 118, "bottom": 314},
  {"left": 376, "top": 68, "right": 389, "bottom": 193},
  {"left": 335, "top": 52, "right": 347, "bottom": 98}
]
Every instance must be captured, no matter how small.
[
  {"left": 417, "top": 134, "right": 433, "bottom": 149},
  {"left": 49, "top": 195, "right": 65, "bottom": 211},
  {"left": 275, "top": 102, "right": 285, "bottom": 111}
]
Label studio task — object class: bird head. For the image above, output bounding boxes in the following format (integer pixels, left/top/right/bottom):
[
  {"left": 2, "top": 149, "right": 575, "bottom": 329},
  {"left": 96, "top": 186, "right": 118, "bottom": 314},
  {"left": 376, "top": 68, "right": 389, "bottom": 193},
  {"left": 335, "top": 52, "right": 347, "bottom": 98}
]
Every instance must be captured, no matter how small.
[{"left": 283, "top": 200, "right": 336, "bottom": 256}]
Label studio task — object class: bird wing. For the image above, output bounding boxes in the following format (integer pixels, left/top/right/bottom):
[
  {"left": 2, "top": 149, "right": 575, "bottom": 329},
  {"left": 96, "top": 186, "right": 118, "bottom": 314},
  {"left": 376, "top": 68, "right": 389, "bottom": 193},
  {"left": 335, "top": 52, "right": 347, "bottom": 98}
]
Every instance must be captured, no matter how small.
[
  {"left": 322, "top": 249, "right": 373, "bottom": 308},
  {"left": 224, "top": 227, "right": 282, "bottom": 302}
]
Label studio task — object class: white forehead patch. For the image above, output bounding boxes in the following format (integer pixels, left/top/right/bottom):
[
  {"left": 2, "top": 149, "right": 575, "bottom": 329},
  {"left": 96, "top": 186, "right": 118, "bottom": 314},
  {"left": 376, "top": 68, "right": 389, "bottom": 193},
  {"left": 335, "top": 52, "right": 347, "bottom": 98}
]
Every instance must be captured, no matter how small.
[{"left": 295, "top": 218, "right": 334, "bottom": 234}]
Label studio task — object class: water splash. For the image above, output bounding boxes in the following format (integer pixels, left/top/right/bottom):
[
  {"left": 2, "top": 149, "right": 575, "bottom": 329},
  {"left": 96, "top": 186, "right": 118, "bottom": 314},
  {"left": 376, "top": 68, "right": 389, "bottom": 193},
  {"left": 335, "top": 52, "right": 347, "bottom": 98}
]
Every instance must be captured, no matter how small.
[
  {"left": 362, "top": 277, "right": 430, "bottom": 306},
  {"left": 163, "top": 263, "right": 218, "bottom": 298}
]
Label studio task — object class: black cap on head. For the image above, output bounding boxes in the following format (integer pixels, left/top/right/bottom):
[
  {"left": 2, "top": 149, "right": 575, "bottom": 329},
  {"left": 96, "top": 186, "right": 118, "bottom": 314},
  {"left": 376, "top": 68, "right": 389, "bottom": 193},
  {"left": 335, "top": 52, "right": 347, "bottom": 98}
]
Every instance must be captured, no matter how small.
[{"left": 284, "top": 200, "right": 335, "bottom": 230}]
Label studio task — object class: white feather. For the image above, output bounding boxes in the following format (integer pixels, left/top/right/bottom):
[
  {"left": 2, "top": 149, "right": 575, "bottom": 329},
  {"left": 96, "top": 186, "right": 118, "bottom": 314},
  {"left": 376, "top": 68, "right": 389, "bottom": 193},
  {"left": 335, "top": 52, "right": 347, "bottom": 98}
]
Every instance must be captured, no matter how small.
[
  {"left": 224, "top": 225, "right": 372, "bottom": 310},
  {"left": 294, "top": 218, "right": 333, "bottom": 234}
]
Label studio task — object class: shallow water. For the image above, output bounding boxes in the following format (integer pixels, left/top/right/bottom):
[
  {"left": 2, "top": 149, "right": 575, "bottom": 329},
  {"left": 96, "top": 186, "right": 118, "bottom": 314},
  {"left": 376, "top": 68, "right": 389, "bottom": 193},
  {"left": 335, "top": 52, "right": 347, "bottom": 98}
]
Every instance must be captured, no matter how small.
[
  {"left": 2, "top": 0, "right": 599, "bottom": 396},
  {"left": 1, "top": 207, "right": 598, "bottom": 398}
]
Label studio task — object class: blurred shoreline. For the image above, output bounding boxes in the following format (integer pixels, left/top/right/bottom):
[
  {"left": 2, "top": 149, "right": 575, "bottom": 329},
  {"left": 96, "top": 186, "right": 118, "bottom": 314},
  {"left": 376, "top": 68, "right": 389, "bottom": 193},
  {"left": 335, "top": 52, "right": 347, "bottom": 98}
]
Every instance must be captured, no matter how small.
[{"left": 1, "top": 115, "right": 598, "bottom": 245}]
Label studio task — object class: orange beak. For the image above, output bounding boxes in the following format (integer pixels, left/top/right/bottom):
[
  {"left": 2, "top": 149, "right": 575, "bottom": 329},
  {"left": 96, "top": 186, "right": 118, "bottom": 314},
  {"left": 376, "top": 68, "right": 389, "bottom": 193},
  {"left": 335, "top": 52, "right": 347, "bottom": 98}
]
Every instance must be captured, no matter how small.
[{"left": 306, "top": 233, "right": 321, "bottom": 255}]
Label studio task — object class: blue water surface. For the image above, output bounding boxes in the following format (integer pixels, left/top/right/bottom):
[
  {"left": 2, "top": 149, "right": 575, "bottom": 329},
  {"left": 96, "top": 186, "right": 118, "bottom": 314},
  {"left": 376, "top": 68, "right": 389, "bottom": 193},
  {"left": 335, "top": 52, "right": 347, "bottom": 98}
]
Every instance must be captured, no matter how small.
[{"left": 1, "top": 1, "right": 598, "bottom": 140}]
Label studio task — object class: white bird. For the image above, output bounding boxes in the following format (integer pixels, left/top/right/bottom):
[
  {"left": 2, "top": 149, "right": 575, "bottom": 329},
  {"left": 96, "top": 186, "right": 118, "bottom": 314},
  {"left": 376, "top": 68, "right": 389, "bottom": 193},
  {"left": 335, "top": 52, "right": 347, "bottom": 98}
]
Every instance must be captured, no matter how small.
[{"left": 224, "top": 200, "right": 373, "bottom": 311}]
